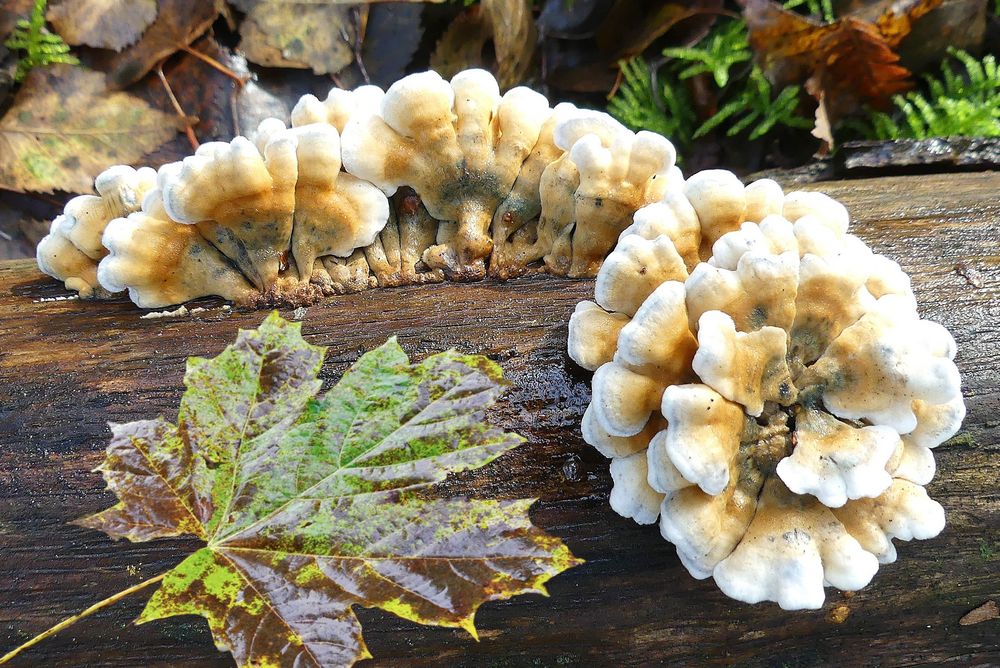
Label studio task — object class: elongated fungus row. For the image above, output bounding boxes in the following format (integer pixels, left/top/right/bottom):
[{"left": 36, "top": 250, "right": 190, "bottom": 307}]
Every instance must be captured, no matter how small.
[
  {"left": 37, "top": 69, "right": 679, "bottom": 308},
  {"left": 568, "top": 172, "right": 964, "bottom": 609}
]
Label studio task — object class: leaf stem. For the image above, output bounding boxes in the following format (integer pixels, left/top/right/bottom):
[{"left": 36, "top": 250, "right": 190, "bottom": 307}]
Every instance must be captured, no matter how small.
[
  {"left": 180, "top": 44, "right": 249, "bottom": 86},
  {"left": 0, "top": 571, "right": 168, "bottom": 665},
  {"left": 156, "top": 63, "right": 199, "bottom": 151}
]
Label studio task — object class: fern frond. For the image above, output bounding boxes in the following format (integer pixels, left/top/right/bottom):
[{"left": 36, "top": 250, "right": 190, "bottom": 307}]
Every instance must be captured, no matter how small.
[
  {"left": 694, "top": 67, "right": 811, "bottom": 139},
  {"left": 858, "top": 48, "right": 1000, "bottom": 139},
  {"left": 662, "top": 19, "right": 751, "bottom": 87},
  {"left": 4, "top": 0, "right": 79, "bottom": 82},
  {"left": 783, "top": 0, "right": 835, "bottom": 22},
  {"left": 608, "top": 57, "right": 697, "bottom": 150},
  {"left": 693, "top": 99, "right": 744, "bottom": 138}
]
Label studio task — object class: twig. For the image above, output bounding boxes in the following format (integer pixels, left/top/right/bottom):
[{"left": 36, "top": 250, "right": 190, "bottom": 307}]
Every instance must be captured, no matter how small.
[
  {"left": 181, "top": 44, "right": 249, "bottom": 86},
  {"left": 607, "top": 65, "right": 624, "bottom": 100},
  {"left": 352, "top": 5, "right": 370, "bottom": 84},
  {"left": 156, "top": 64, "right": 199, "bottom": 151},
  {"left": 0, "top": 571, "right": 168, "bottom": 665},
  {"left": 230, "top": 88, "right": 241, "bottom": 139},
  {"left": 352, "top": 5, "right": 372, "bottom": 84}
]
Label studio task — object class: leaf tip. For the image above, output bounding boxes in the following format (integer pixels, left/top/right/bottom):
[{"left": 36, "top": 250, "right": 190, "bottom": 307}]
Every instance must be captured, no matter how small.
[{"left": 459, "top": 616, "right": 480, "bottom": 641}]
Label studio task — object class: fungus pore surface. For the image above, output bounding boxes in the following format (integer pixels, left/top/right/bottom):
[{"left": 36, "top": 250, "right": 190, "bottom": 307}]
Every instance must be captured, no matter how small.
[{"left": 568, "top": 173, "right": 963, "bottom": 610}]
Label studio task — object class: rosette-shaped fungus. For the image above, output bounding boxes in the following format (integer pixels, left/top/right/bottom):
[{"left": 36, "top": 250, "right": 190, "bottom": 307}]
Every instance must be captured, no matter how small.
[
  {"left": 36, "top": 165, "right": 156, "bottom": 297},
  {"left": 568, "top": 172, "right": 963, "bottom": 610}
]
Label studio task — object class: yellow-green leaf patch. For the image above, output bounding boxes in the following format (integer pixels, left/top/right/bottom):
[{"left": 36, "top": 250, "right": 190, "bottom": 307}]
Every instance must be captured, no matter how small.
[{"left": 0, "top": 65, "right": 179, "bottom": 193}]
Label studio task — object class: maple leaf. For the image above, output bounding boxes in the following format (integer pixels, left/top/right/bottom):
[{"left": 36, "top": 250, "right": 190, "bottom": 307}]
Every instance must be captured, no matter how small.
[
  {"left": 74, "top": 313, "right": 581, "bottom": 668},
  {"left": 47, "top": 0, "right": 158, "bottom": 52},
  {"left": 0, "top": 64, "right": 179, "bottom": 194},
  {"left": 743, "top": 0, "right": 943, "bottom": 125}
]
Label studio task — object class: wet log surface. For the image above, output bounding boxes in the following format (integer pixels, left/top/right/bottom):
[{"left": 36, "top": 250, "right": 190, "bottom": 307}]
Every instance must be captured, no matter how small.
[{"left": 0, "top": 171, "right": 998, "bottom": 667}]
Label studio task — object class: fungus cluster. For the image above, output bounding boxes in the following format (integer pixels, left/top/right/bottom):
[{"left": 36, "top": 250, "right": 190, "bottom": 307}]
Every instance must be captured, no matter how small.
[
  {"left": 568, "top": 171, "right": 964, "bottom": 609},
  {"left": 33, "top": 67, "right": 963, "bottom": 611},
  {"left": 36, "top": 165, "right": 156, "bottom": 299},
  {"left": 37, "top": 69, "right": 678, "bottom": 308}
]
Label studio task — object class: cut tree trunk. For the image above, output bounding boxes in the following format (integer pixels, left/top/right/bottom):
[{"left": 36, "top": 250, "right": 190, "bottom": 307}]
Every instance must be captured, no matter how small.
[{"left": 0, "top": 172, "right": 998, "bottom": 667}]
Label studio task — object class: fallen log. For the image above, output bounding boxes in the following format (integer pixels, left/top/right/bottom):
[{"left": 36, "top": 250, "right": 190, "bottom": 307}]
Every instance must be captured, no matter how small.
[{"left": 0, "top": 171, "right": 997, "bottom": 667}]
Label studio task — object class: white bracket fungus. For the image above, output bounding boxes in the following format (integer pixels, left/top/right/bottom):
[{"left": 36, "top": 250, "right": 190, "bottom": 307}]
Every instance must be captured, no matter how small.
[
  {"left": 38, "top": 68, "right": 682, "bottom": 308},
  {"left": 36, "top": 165, "right": 156, "bottom": 297},
  {"left": 568, "top": 174, "right": 964, "bottom": 610}
]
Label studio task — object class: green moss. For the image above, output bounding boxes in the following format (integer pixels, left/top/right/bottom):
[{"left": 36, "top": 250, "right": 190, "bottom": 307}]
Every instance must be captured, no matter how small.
[
  {"left": 944, "top": 431, "right": 977, "bottom": 448},
  {"left": 979, "top": 538, "right": 996, "bottom": 561}
]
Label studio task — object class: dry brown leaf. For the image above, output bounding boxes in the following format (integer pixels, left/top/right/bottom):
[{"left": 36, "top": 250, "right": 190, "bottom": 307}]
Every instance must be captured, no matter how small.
[
  {"left": 596, "top": 0, "right": 723, "bottom": 60},
  {"left": 482, "top": 0, "right": 536, "bottom": 88},
  {"left": 0, "top": 65, "right": 179, "bottom": 194},
  {"left": 107, "top": 0, "right": 222, "bottom": 88},
  {"left": 431, "top": 0, "right": 536, "bottom": 89},
  {"left": 809, "top": 17, "right": 912, "bottom": 117},
  {"left": 844, "top": 0, "right": 948, "bottom": 46},
  {"left": 744, "top": 0, "right": 941, "bottom": 125},
  {"left": 0, "top": 0, "right": 34, "bottom": 41},
  {"left": 430, "top": 6, "right": 492, "bottom": 80},
  {"left": 959, "top": 600, "right": 999, "bottom": 625},
  {"left": 47, "top": 0, "right": 158, "bottom": 51},
  {"left": 745, "top": 0, "right": 829, "bottom": 87},
  {"left": 232, "top": 0, "right": 356, "bottom": 75},
  {"left": 359, "top": 3, "right": 426, "bottom": 86},
  {"left": 136, "top": 36, "right": 244, "bottom": 165}
]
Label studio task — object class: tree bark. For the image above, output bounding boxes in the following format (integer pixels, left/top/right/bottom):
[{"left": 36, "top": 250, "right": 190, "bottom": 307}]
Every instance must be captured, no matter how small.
[{"left": 0, "top": 171, "right": 997, "bottom": 667}]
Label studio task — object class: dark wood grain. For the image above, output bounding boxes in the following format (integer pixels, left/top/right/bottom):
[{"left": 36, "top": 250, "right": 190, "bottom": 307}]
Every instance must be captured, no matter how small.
[{"left": 1, "top": 172, "right": 998, "bottom": 668}]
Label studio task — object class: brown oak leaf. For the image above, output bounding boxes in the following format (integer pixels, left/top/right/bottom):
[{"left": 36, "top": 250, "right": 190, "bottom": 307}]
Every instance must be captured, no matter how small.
[{"left": 743, "top": 0, "right": 943, "bottom": 124}]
